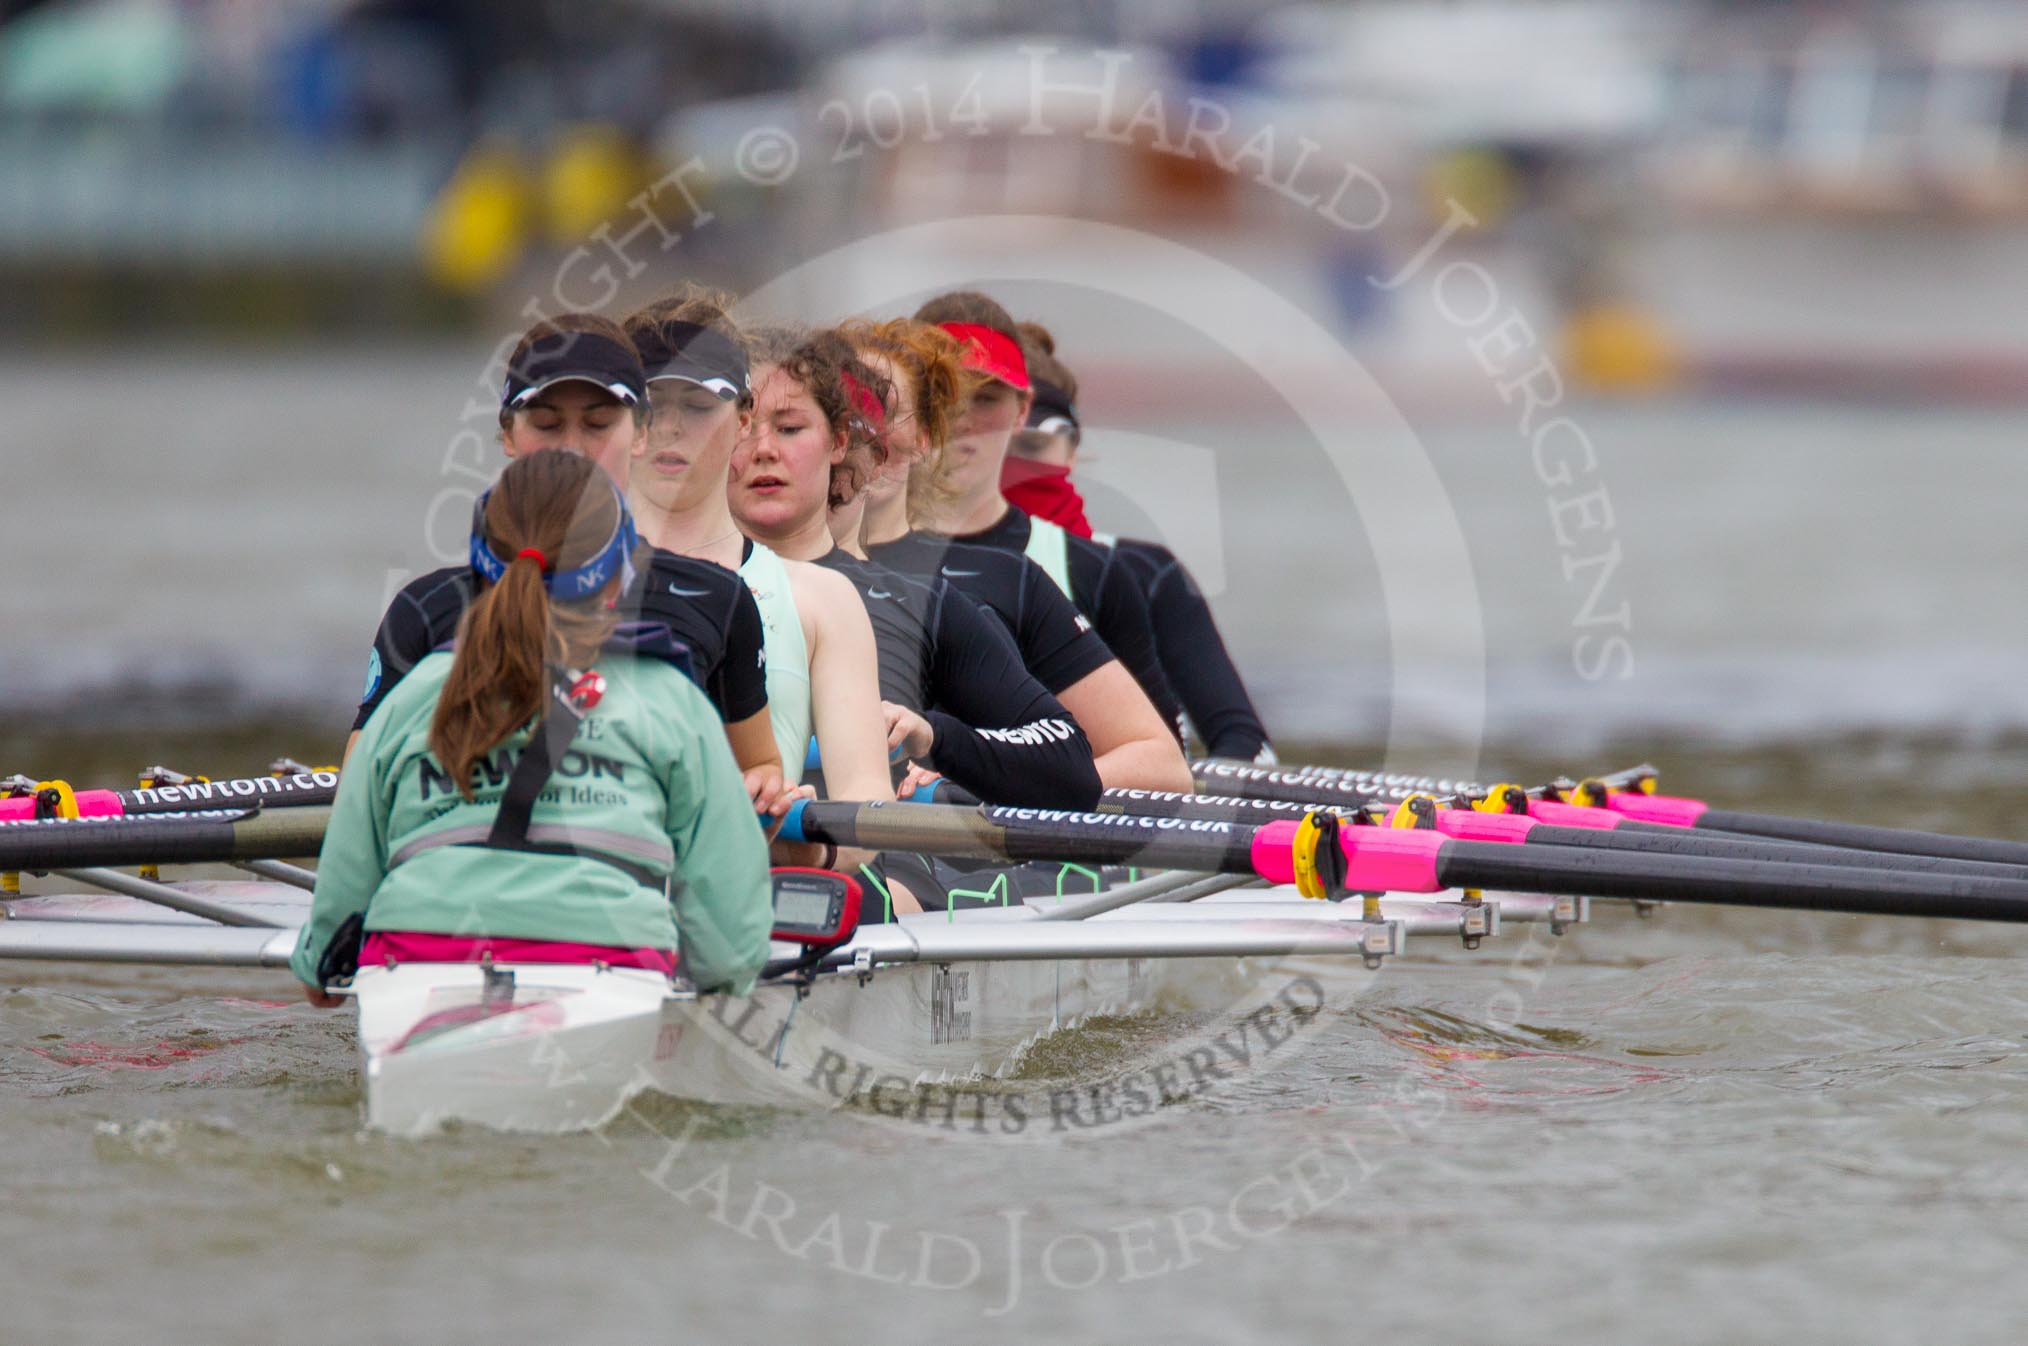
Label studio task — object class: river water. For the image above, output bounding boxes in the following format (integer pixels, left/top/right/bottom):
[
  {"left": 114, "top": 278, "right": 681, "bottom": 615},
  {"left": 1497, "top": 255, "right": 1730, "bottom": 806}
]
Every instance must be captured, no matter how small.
[{"left": 3, "top": 347, "right": 2027, "bottom": 1342}]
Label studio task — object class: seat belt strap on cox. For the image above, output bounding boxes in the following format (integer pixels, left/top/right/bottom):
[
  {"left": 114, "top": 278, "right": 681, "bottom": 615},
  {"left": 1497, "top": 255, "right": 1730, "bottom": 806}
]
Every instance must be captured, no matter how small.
[
  {"left": 485, "top": 667, "right": 606, "bottom": 851},
  {"left": 444, "top": 664, "right": 661, "bottom": 889}
]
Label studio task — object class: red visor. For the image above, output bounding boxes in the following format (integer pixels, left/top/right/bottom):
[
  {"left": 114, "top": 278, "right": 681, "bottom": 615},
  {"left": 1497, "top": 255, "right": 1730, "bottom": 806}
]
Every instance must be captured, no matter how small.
[
  {"left": 939, "top": 322, "right": 1031, "bottom": 392},
  {"left": 840, "top": 370, "right": 886, "bottom": 432}
]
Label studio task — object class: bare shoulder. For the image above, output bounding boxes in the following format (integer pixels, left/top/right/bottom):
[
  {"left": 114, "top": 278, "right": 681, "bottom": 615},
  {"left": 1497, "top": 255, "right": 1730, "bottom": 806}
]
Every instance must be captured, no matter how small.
[{"left": 785, "top": 560, "right": 866, "bottom": 611}]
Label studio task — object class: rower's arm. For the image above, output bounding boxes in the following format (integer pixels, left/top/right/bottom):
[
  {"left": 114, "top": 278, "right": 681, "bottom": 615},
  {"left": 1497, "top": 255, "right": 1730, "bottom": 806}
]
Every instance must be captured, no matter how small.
[
  {"left": 1080, "top": 547, "right": 1186, "bottom": 739},
  {"left": 723, "top": 707, "right": 787, "bottom": 817},
  {"left": 924, "top": 594, "right": 1102, "bottom": 809},
  {"left": 1054, "top": 659, "right": 1194, "bottom": 793},
  {"left": 795, "top": 566, "right": 891, "bottom": 872},
  {"left": 1131, "top": 543, "right": 1272, "bottom": 760}
]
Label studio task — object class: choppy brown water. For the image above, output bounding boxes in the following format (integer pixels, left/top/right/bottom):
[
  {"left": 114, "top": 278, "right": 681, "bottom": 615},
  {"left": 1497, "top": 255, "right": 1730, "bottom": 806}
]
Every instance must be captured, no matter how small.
[{"left": 6, "top": 349, "right": 2028, "bottom": 1341}]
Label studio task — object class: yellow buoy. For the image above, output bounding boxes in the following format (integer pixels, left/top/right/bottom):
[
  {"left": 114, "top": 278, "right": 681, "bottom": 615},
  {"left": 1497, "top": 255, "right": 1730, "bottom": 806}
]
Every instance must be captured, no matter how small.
[
  {"left": 1564, "top": 302, "right": 1680, "bottom": 393},
  {"left": 539, "top": 123, "right": 649, "bottom": 247},
  {"left": 420, "top": 138, "right": 533, "bottom": 295}
]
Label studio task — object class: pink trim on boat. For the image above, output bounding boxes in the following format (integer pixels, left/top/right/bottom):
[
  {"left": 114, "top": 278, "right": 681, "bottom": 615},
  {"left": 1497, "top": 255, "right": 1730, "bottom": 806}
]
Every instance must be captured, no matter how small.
[
  {"left": 1432, "top": 809, "right": 1537, "bottom": 843},
  {"left": 1605, "top": 793, "right": 1710, "bottom": 827},
  {"left": 1526, "top": 799, "right": 1624, "bottom": 830},
  {"left": 360, "top": 931, "right": 677, "bottom": 976}
]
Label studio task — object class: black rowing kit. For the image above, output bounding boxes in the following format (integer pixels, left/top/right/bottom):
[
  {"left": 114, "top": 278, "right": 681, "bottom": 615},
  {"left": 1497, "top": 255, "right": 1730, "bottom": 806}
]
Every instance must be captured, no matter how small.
[
  {"left": 353, "top": 547, "right": 767, "bottom": 730},
  {"left": 813, "top": 550, "right": 1101, "bottom": 811},
  {"left": 952, "top": 506, "right": 1187, "bottom": 737}
]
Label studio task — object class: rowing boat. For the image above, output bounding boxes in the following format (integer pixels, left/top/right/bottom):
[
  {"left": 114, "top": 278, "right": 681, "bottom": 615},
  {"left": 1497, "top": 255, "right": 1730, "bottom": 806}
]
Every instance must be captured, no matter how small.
[
  {"left": 8, "top": 759, "right": 2025, "bottom": 1137},
  {"left": 0, "top": 859, "right": 1573, "bottom": 1134}
]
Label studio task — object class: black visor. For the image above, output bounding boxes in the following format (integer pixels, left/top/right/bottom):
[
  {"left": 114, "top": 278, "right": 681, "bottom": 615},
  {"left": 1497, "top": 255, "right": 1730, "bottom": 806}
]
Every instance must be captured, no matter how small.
[
  {"left": 502, "top": 331, "right": 647, "bottom": 410},
  {"left": 636, "top": 320, "right": 749, "bottom": 401},
  {"left": 1026, "top": 377, "right": 1079, "bottom": 432}
]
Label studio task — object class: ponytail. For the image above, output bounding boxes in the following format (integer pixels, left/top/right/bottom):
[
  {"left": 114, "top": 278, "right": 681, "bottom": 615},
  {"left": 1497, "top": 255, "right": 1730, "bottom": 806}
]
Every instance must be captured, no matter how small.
[{"left": 431, "top": 453, "right": 629, "bottom": 799}]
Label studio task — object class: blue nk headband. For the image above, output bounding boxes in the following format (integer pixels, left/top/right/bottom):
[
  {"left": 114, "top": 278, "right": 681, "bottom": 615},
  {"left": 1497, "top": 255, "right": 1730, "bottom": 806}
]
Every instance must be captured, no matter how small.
[{"left": 468, "top": 479, "right": 640, "bottom": 600}]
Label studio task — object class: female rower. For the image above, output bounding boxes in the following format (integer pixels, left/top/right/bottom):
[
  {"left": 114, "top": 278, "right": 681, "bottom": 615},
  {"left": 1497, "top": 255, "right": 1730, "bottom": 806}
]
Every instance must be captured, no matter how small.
[
  {"left": 908, "top": 291, "right": 1185, "bottom": 739},
  {"left": 620, "top": 289, "right": 894, "bottom": 874},
  {"left": 1011, "top": 322, "right": 1275, "bottom": 764},
  {"left": 349, "top": 312, "right": 790, "bottom": 817},
  {"left": 841, "top": 317, "right": 1192, "bottom": 794},
  {"left": 294, "top": 451, "right": 773, "bottom": 1005},
  {"left": 729, "top": 325, "right": 1102, "bottom": 812}
]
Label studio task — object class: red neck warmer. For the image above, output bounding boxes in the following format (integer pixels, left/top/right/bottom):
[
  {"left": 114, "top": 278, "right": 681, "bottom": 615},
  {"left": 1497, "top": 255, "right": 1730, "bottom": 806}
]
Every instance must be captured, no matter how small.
[{"left": 1000, "top": 459, "right": 1093, "bottom": 538}]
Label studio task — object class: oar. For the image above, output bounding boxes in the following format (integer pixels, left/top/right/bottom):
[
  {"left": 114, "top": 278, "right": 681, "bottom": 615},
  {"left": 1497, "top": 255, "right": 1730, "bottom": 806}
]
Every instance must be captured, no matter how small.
[
  {"left": 0, "top": 771, "right": 339, "bottom": 823},
  {"left": 1423, "top": 796, "right": 2025, "bottom": 880},
  {"left": 0, "top": 807, "right": 332, "bottom": 871},
  {"left": 782, "top": 799, "right": 2028, "bottom": 923},
  {"left": 1592, "top": 785, "right": 2028, "bottom": 869},
  {"left": 1079, "top": 785, "right": 2027, "bottom": 882},
  {"left": 1195, "top": 758, "right": 2028, "bottom": 874},
  {"left": 1190, "top": 758, "right": 1653, "bottom": 806}
]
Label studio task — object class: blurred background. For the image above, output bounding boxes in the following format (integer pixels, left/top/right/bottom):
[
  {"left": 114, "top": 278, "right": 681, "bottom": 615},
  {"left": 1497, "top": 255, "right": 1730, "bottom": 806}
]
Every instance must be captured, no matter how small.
[{"left": 3, "top": 0, "right": 2025, "bottom": 822}]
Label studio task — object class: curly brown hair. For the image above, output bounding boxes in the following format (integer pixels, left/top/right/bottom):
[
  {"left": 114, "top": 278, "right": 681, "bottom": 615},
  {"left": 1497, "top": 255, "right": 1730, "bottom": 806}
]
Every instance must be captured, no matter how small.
[{"left": 748, "top": 325, "right": 892, "bottom": 511}]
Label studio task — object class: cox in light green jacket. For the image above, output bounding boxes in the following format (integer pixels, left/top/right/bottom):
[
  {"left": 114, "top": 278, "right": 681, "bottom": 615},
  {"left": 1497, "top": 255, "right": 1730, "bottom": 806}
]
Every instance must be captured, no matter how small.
[{"left": 290, "top": 650, "right": 773, "bottom": 994}]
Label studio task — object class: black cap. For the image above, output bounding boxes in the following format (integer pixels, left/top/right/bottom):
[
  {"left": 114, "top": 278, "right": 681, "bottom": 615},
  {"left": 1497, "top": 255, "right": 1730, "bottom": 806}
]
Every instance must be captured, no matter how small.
[
  {"left": 635, "top": 321, "right": 749, "bottom": 401},
  {"left": 1026, "top": 377, "right": 1079, "bottom": 433},
  {"left": 502, "top": 330, "right": 647, "bottom": 410}
]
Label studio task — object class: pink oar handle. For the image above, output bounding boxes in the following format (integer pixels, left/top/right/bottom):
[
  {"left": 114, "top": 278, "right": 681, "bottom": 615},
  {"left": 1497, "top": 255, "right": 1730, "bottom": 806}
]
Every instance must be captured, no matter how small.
[
  {"left": 1431, "top": 808, "right": 1537, "bottom": 843},
  {"left": 1605, "top": 792, "right": 1709, "bottom": 827},
  {"left": 1525, "top": 798, "right": 1625, "bottom": 829},
  {"left": 0, "top": 790, "right": 123, "bottom": 822},
  {"left": 1251, "top": 819, "right": 1446, "bottom": 892}
]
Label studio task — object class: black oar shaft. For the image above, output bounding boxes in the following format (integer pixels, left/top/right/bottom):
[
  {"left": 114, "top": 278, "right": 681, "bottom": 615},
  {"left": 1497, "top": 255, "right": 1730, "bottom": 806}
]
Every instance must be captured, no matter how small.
[
  {"left": 1196, "top": 758, "right": 1482, "bottom": 799},
  {"left": 1531, "top": 822, "right": 2027, "bottom": 881},
  {"left": 1097, "top": 790, "right": 1321, "bottom": 824},
  {"left": 1694, "top": 809, "right": 2028, "bottom": 870},
  {"left": 120, "top": 773, "right": 338, "bottom": 816},
  {"left": 792, "top": 802, "right": 1259, "bottom": 873},
  {"left": 1189, "top": 765, "right": 1389, "bottom": 809},
  {"left": 1433, "top": 840, "right": 2028, "bottom": 923},
  {"left": 0, "top": 807, "right": 332, "bottom": 870}
]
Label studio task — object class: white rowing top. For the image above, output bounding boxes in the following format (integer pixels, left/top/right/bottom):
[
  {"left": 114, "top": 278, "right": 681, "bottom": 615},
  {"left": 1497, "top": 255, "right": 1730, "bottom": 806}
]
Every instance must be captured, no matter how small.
[{"left": 738, "top": 543, "right": 811, "bottom": 785}]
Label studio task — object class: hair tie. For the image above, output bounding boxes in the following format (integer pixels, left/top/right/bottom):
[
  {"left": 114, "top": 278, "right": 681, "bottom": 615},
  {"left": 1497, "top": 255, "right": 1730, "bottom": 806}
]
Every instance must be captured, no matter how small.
[{"left": 516, "top": 547, "right": 548, "bottom": 569}]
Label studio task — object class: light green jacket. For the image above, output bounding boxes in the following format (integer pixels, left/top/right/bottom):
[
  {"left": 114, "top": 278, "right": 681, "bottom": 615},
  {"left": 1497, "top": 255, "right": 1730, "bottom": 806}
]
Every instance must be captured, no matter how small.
[{"left": 290, "top": 651, "right": 773, "bottom": 994}]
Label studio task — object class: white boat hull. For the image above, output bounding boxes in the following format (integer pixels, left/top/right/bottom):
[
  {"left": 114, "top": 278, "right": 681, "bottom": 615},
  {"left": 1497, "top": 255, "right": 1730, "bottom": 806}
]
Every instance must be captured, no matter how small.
[
  {"left": 0, "top": 877, "right": 1590, "bottom": 1136},
  {"left": 351, "top": 948, "right": 1246, "bottom": 1136}
]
